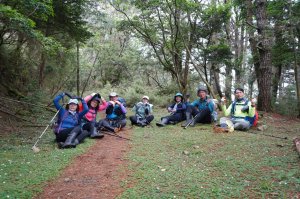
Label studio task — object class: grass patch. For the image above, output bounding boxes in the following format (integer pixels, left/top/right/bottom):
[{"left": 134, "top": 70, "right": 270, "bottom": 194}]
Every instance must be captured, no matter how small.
[
  {"left": 0, "top": 127, "right": 94, "bottom": 198},
  {"left": 119, "top": 108, "right": 300, "bottom": 198}
]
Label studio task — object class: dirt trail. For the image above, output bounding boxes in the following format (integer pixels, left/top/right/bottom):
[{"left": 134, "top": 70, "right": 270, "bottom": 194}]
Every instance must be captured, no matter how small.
[{"left": 35, "top": 130, "right": 131, "bottom": 199}]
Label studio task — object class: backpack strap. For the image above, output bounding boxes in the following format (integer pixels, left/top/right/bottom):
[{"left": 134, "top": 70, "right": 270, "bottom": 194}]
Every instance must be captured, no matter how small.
[
  {"left": 83, "top": 109, "right": 97, "bottom": 122},
  {"left": 56, "top": 111, "right": 79, "bottom": 133},
  {"left": 231, "top": 100, "right": 249, "bottom": 116},
  {"left": 56, "top": 111, "right": 69, "bottom": 133}
]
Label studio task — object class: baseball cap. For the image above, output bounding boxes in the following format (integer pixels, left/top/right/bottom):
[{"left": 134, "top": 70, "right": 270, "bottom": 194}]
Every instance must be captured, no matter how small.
[
  {"left": 109, "top": 92, "right": 118, "bottom": 97},
  {"left": 142, "top": 95, "right": 149, "bottom": 100},
  {"left": 68, "top": 99, "right": 79, "bottom": 105}
]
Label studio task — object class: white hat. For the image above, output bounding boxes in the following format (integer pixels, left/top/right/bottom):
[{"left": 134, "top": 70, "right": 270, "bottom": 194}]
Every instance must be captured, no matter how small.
[
  {"left": 68, "top": 99, "right": 79, "bottom": 105},
  {"left": 142, "top": 95, "right": 149, "bottom": 100},
  {"left": 109, "top": 92, "right": 118, "bottom": 97}
]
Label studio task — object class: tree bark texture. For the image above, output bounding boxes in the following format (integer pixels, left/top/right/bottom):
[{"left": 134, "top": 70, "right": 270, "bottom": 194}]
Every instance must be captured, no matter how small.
[{"left": 255, "top": 0, "right": 273, "bottom": 112}]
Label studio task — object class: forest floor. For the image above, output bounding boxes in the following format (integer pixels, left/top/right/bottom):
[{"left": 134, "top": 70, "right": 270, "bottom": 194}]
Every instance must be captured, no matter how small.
[
  {"left": 0, "top": 105, "right": 300, "bottom": 198},
  {"left": 34, "top": 129, "right": 132, "bottom": 199}
]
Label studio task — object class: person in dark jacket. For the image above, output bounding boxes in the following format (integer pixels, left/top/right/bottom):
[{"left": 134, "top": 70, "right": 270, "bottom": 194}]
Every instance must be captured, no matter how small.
[
  {"left": 181, "top": 86, "right": 215, "bottom": 127},
  {"left": 53, "top": 93, "right": 88, "bottom": 148},
  {"left": 97, "top": 92, "right": 127, "bottom": 133},
  {"left": 156, "top": 93, "right": 186, "bottom": 127}
]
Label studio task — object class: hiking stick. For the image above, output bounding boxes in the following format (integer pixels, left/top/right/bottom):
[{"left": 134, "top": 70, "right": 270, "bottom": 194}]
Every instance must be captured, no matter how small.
[
  {"left": 32, "top": 108, "right": 61, "bottom": 152},
  {"left": 184, "top": 111, "right": 203, "bottom": 129},
  {"left": 248, "top": 131, "right": 288, "bottom": 140},
  {"left": 101, "top": 131, "right": 131, "bottom": 141}
]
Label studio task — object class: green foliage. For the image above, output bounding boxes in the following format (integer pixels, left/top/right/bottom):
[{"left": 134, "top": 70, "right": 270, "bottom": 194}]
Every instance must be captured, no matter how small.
[
  {"left": 274, "top": 85, "right": 298, "bottom": 116},
  {"left": 0, "top": 5, "right": 37, "bottom": 38},
  {"left": 204, "top": 42, "right": 232, "bottom": 63}
]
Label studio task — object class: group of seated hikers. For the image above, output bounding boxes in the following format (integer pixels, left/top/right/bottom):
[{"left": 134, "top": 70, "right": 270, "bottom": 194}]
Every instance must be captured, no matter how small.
[{"left": 53, "top": 86, "right": 256, "bottom": 149}]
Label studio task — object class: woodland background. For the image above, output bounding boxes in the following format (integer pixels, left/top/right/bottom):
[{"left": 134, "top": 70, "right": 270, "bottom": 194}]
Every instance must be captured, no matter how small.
[{"left": 0, "top": 0, "right": 299, "bottom": 116}]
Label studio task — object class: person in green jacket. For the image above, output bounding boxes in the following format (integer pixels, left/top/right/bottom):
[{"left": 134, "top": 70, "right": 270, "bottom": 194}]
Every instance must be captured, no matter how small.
[{"left": 220, "top": 88, "right": 256, "bottom": 131}]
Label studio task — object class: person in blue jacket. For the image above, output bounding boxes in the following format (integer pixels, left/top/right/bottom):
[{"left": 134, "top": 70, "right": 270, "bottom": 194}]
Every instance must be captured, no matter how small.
[
  {"left": 181, "top": 86, "right": 215, "bottom": 127},
  {"left": 97, "top": 92, "right": 127, "bottom": 133},
  {"left": 53, "top": 93, "right": 88, "bottom": 148},
  {"left": 156, "top": 93, "right": 186, "bottom": 127}
]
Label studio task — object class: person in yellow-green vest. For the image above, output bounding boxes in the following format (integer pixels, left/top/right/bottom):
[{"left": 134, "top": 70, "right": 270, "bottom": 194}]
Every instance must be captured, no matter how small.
[{"left": 220, "top": 88, "right": 256, "bottom": 131}]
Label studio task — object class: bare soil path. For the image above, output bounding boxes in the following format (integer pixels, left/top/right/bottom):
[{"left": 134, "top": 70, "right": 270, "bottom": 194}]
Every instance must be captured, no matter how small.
[{"left": 35, "top": 130, "right": 132, "bottom": 199}]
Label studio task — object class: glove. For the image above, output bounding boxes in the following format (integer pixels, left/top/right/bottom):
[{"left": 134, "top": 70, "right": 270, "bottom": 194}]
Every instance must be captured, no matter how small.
[
  {"left": 96, "top": 93, "right": 101, "bottom": 99},
  {"left": 65, "top": 92, "right": 72, "bottom": 98},
  {"left": 73, "top": 96, "right": 83, "bottom": 101}
]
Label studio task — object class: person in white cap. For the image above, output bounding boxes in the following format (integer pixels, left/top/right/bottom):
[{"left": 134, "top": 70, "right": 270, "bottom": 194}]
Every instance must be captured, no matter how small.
[
  {"left": 97, "top": 92, "right": 127, "bottom": 133},
  {"left": 53, "top": 92, "right": 89, "bottom": 148},
  {"left": 129, "top": 95, "right": 154, "bottom": 127}
]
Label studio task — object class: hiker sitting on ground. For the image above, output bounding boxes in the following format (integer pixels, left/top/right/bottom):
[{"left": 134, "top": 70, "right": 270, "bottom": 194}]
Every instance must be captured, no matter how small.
[
  {"left": 220, "top": 88, "right": 256, "bottom": 131},
  {"left": 80, "top": 93, "right": 108, "bottom": 138},
  {"left": 156, "top": 93, "right": 186, "bottom": 127},
  {"left": 97, "top": 92, "right": 127, "bottom": 133},
  {"left": 53, "top": 93, "right": 89, "bottom": 149},
  {"left": 129, "top": 95, "right": 154, "bottom": 127},
  {"left": 181, "top": 86, "right": 215, "bottom": 127}
]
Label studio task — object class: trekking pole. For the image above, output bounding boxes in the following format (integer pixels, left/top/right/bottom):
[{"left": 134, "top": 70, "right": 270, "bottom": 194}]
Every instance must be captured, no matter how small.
[
  {"left": 248, "top": 132, "right": 288, "bottom": 140},
  {"left": 101, "top": 131, "right": 131, "bottom": 141},
  {"left": 184, "top": 110, "right": 204, "bottom": 129},
  {"left": 184, "top": 114, "right": 198, "bottom": 129},
  {"left": 32, "top": 108, "right": 61, "bottom": 152}
]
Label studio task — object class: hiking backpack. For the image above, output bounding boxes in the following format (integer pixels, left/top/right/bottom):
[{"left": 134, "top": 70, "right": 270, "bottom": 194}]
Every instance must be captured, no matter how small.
[{"left": 230, "top": 100, "right": 258, "bottom": 127}]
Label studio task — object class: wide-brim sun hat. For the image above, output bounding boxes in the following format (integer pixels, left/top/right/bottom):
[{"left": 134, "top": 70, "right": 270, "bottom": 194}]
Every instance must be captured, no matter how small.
[
  {"left": 68, "top": 98, "right": 79, "bottom": 105},
  {"left": 142, "top": 95, "right": 149, "bottom": 100}
]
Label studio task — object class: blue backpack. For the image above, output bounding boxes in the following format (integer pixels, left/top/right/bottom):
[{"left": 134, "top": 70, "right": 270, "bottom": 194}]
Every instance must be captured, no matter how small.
[{"left": 118, "top": 97, "right": 126, "bottom": 107}]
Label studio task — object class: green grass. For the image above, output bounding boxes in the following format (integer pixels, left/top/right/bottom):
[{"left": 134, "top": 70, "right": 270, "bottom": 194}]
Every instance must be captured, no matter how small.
[
  {"left": 118, "top": 109, "right": 300, "bottom": 198},
  {"left": 1, "top": 108, "right": 299, "bottom": 198},
  {"left": 0, "top": 127, "right": 94, "bottom": 198}
]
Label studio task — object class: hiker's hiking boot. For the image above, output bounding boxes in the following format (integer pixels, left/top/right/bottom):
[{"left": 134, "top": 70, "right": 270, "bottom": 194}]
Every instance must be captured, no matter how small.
[
  {"left": 57, "top": 142, "right": 64, "bottom": 149},
  {"left": 182, "top": 112, "right": 193, "bottom": 127},
  {"left": 156, "top": 118, "right": 168, "bottom": 127},
  {"left": 90, "top": 128, "right": 104, "bottom": 139},
  {"left": 62, "top": 131, "right": 79, "bottom": 148}
]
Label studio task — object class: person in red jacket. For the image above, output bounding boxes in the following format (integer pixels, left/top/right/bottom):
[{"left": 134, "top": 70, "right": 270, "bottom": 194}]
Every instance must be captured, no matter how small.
[{"left": 81, "top": 93, "right": 108, "bottom": 138}]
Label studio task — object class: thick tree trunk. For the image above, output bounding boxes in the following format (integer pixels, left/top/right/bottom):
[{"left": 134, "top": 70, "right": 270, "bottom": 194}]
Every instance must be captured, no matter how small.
[{"left": 255, "top": 0, "right": 273, "bottom": 112}]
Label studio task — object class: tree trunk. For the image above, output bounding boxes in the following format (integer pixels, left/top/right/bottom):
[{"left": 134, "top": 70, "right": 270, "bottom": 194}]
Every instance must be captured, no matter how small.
[
  {"left": 272, "top": 21, "right": 283, "bottom": 101},
  {"left": 76, "top": 42, "right": 80, "bottom": 96},
  {"left": 255, "top": 0, "right": 273, "bottom": 112}
]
